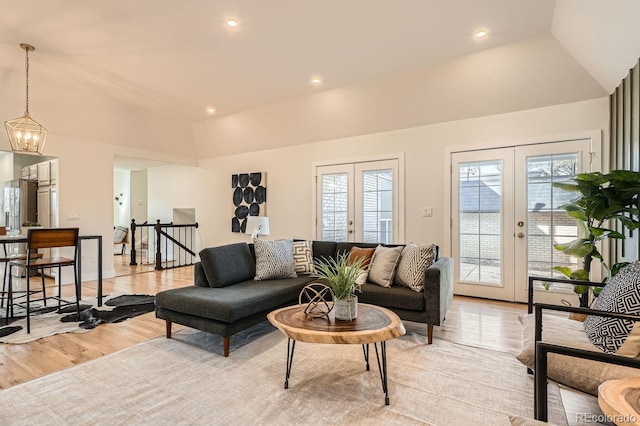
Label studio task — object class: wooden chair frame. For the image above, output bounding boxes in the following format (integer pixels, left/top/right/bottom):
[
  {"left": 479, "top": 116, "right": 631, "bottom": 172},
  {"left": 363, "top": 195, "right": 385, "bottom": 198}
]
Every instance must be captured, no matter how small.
[{"left": 7, "top": 228, "right": 81, "bottom": 333}]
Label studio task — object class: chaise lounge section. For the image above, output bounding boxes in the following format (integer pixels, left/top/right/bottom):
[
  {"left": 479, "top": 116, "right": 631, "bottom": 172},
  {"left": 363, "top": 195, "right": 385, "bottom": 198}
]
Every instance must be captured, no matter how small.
[{"left": 155, "top": 240, "right": 454, "bottom": 356}]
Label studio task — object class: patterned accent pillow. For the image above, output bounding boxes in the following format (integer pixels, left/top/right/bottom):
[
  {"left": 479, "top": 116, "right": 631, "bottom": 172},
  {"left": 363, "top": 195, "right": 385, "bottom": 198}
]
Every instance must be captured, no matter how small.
[
  {"left": 367, "top": 245, "right": 403, "bottom": 287},
  {"left": 254, "top": 239, "right": 297, "bottom": 280},
  {"left": 394, "top": 243, "right": 437, "bottom": 292},
  {"left": 585, "top": 261, "right": 640, "bottom": 356},
  {"left": 292, "top": 240, "right": 315, "bottom": 274}
]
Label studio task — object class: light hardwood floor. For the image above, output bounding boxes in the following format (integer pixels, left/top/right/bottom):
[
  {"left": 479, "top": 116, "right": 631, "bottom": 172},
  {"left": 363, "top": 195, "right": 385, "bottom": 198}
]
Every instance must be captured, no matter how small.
[{"left": 0, "top": 265, "right": 604, "bottom": 424}]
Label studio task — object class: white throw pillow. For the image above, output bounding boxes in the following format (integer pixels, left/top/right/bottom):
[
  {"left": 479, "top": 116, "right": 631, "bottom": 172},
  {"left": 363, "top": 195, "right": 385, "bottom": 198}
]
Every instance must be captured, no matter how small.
[
  {"left": 394, "top": 243, "right": 437, "bottom": 292},
  {"left": 346, "top": 265, "right": 368, "bottom": 285},
  {"left": 254, "top": 239, "right": 297, "bottom": 280},
  {"left": 367, "top": 245, "right": 403, "bottom": 287},
  {"left": 292, "top": 240, "right": 315, "bottom": 274}
]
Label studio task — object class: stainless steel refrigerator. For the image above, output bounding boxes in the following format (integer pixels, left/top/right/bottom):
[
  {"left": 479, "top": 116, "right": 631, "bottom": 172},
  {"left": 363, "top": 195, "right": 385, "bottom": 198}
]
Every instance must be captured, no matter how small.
[{"left": 3, "top": 179, "right": 38, "bottom": 234}]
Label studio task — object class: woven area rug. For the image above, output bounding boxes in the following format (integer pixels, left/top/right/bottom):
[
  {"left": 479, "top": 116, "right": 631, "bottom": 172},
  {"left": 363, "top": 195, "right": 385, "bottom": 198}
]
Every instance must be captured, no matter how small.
[
  {"left": 0, "top": 324, "right": 566, "bottom": 425},
  {"left": 0, "top": 294, "right": 155, "bottom": 344}
]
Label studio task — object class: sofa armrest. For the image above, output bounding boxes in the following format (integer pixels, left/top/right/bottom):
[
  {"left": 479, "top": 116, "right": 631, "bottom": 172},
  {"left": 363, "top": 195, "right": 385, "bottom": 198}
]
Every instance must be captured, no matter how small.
[
  {"left": 527, "top": 276, "right": 606, "bottom": 314},
  {"left": 533, "top": 303, "right": 640, "bottom": 422},
  {"left": 423, "top": 257, "right": 454, "bottom": 326}
]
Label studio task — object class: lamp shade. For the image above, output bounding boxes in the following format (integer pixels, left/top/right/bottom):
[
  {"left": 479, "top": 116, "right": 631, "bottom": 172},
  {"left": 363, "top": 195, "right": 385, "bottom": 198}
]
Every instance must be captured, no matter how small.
[{"left": 245, "top": 216, "right": 270, "bottom": 238}]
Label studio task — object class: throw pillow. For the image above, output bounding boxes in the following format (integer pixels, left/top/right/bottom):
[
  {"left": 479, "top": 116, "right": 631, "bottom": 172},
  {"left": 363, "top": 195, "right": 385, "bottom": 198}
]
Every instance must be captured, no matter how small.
[
  {"left": 394, "top": 243, "right": 437, "bottom": 292},
  {"left": 254, "top": 239, "right": 297, "bottom": 280},
  {"left": 584, "top": 261, "right": 640, "bottom": 356},
  {"left": 347, "top": 247, "right": 376, "bottom": 270},
  {"left": 367, "top": 245, "right": 403, "bottom": 287},
  {"left": 292, "top": 240, "right": 315, "bottom": 274},
  {"left": 346, "top": 265, "right": 368, "bottom": 285}
]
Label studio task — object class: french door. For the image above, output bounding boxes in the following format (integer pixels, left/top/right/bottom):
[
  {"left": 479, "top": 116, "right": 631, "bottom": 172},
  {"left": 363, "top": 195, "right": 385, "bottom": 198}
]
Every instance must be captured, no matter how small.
[
  {"left": 451, "top": 139, "right": 598, "bottom": 303},
  {"left": 315, "top": 159, "right": 401, "bottom": 243}
]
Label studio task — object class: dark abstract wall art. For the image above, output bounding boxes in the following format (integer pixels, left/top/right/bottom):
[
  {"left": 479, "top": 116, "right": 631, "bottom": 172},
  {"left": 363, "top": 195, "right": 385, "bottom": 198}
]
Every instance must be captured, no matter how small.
[{"left": 231, "top": 172, "right": 267, "bottom": 233}]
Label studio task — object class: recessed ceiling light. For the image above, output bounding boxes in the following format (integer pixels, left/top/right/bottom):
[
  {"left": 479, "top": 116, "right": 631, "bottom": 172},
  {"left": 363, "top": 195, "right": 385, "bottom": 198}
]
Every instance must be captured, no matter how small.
[
  {"left": 310, "top": 76, "right": 322, "bottom": 86},
  {"left": 474, "top": 30, "right": 488, "bottom": 39},
  {"left": 226, "top": 19, "right": 239, "bottom": 28},
  {"left": 206, "top": 106, "right": 216, "bottom": 115}
]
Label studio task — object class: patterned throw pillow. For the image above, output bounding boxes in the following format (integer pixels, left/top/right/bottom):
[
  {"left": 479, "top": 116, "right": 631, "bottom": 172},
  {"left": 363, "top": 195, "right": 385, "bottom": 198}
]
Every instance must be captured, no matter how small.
[
  {"left": 292, "top": 240, "right": 315, "bottom": 274},
  {"left": 254, "top": 239, "right": 297, "bottom": 280},
  {"left": 395, "top": 243, "right": 437, "bottom": 292},
  {"left": 584, "top": 261, "right": 640, "bottom": 356},
  {"left": 367, "top": 245, "right": 403, "bottom": 287}
]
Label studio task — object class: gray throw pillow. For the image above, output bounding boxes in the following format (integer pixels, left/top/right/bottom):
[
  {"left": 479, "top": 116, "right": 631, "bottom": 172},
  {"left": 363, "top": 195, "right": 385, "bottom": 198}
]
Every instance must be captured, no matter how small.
[
  {"left": 367, "top": 245, "right": 403, "bottom": 287},
  {"left": 254, "top": 239, "right": 297, "bottom": 280},
  {"left": 394, "top": 243, "right": 436, "bottom": 292},
  {"left": 584, "top": 260, "right": 640, "bottom": 356}
]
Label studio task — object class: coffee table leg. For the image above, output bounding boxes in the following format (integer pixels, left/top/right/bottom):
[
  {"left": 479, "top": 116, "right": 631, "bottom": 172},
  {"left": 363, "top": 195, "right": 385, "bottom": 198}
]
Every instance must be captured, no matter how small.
[
  {"left": 285, "top": 338, "right": 296, "bottom": 389},
  {"left": 374, "top": 342, "right": 390, "bottom": 405},
  {"left": 362, "top": 344, "right": 370, "bottom": 371}
]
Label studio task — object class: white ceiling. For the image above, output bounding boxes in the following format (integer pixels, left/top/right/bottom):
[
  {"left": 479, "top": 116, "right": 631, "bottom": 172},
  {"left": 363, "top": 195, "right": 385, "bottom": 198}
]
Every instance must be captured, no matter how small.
[
  {"left": 1, "top": 0, "right": 556, "bottom": 121},
  {"left": 1, "top": 0, "right": 639, "bottom": 161}
]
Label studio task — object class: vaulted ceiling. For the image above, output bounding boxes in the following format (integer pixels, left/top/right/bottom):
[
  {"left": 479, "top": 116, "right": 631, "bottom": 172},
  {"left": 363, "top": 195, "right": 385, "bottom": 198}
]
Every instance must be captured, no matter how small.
[{"left": 1, "top": 0, "right": 639, "bottom": 160}]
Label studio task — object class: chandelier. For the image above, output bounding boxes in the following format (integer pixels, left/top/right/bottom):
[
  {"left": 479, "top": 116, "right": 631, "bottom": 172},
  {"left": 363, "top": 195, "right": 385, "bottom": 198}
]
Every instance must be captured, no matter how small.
[{"left": 4, "top": 43, "right": 48, "bottom": 155}]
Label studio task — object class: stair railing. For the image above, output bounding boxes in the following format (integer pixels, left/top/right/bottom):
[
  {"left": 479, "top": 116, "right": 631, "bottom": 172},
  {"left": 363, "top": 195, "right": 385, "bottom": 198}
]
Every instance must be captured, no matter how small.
[{"left": 130, "top": 219, "right": 199, "bottom": 270}]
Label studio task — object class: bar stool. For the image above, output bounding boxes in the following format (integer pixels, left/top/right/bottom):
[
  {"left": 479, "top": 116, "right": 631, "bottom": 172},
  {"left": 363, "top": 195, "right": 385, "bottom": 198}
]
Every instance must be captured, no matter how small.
[
  {"left": 0, "top": 226, "right": 43, "bottom": 315},
  {"left": 7, "top": 228, "right": 80, "bottom": 333}
]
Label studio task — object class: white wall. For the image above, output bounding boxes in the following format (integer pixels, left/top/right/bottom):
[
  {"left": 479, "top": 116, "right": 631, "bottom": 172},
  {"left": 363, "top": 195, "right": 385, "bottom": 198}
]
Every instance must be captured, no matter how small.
[
  {"left": 130, "top": 170, "right": 148, "bottom": 224},
  {"left": 198, "top": 98, "right": 609, "bottom": 255},
  {"left": 113, "top": 169, "right": 130, "bottom": 228},
  {"left": 0, "top": 129, "right": 197, "bottom": 283},
  {"left": 147, "top": 164, "right": 211, "bottom": 254}
]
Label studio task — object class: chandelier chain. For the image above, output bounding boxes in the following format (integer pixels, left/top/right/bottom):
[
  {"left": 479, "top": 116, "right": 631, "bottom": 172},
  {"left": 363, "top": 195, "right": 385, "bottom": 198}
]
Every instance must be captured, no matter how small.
[{"left": 24, "top": 46, "right": 30, "bottom": 116}]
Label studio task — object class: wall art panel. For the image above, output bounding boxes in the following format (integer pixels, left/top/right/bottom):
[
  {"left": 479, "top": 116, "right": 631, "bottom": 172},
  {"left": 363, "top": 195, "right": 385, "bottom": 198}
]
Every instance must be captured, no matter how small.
[{"left": 231, "top": 172, "right": 267, "bottom": 233}]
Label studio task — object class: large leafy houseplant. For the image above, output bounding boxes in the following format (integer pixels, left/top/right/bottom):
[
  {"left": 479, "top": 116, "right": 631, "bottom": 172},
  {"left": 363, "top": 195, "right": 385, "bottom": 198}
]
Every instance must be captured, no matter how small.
[{"left": 552, "top": 170, "right": 640, "bottom": 306}]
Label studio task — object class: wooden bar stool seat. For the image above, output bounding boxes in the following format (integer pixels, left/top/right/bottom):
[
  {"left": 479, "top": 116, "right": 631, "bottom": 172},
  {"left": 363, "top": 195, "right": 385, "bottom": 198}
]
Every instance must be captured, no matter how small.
[{"left": 6, "top": 228, "right": 80, "bottom": 333}]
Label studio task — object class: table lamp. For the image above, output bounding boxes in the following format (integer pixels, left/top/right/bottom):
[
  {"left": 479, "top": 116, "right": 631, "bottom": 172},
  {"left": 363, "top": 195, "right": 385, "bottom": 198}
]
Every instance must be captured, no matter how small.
[{"left": 245, "top": 216, "right": 270, "bottom": 240}]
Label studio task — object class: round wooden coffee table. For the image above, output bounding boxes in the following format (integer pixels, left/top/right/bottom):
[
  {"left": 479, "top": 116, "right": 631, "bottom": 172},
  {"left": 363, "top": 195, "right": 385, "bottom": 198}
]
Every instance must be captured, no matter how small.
[
  {"left": 267, "top": 303, "right": 406, "bottom": 405},
  {"left": 599, "top": 378, "right": 640, "bottom": 425}
]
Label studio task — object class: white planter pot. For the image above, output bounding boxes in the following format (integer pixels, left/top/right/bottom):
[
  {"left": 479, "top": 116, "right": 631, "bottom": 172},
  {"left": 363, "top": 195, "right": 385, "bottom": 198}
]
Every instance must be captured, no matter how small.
[{"left": 334, "top": 294, "right": 358, "bottom": 321}]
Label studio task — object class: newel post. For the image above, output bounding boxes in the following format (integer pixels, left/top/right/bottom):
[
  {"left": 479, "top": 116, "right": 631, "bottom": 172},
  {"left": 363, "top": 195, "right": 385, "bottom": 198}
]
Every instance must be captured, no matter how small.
[{"left": 130, "top": 219, "right": 138, "bottom": 266}]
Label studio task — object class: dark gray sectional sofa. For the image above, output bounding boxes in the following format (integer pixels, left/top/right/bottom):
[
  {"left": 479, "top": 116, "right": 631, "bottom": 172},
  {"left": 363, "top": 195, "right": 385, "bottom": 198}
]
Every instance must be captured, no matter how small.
[{"left": 155, "top": 240, "right": 454, "bottom": 356}]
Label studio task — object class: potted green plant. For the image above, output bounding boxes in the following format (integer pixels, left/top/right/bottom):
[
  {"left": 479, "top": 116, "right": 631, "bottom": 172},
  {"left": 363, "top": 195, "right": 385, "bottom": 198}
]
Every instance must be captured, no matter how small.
[
  {"left": 313, "top": 253, "right": 366, "bottom": 321},
  {"left": 552, "top": 170, "right": 640, "bottom": 306}
]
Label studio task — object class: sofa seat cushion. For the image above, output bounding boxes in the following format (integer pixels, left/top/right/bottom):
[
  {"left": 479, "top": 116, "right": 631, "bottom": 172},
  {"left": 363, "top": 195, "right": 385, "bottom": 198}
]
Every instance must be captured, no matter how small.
[
  {"left": 156, "top": 276, "right": 314, "bottom": 323},
  {"left": 358, "top": 283, "right": 424, "bottom": 311},
  {"left": 516, "top": 313, "right": 640, "bottom": 396}
]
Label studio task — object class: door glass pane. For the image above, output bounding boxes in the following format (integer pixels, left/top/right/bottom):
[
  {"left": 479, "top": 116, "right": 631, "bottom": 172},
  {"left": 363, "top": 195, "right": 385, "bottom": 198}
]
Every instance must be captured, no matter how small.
[
  {"left": 361, "top": 169, "right": 393, "bottom": 244},
  {"left": 526, "top": 153, "right": 579, "bottom": 286},
  {"left": 321, "top": 173, "right": 348, "bottom": 241},
  {"left": 458, "top": 161, "right": 501, "bottom": 285}
]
